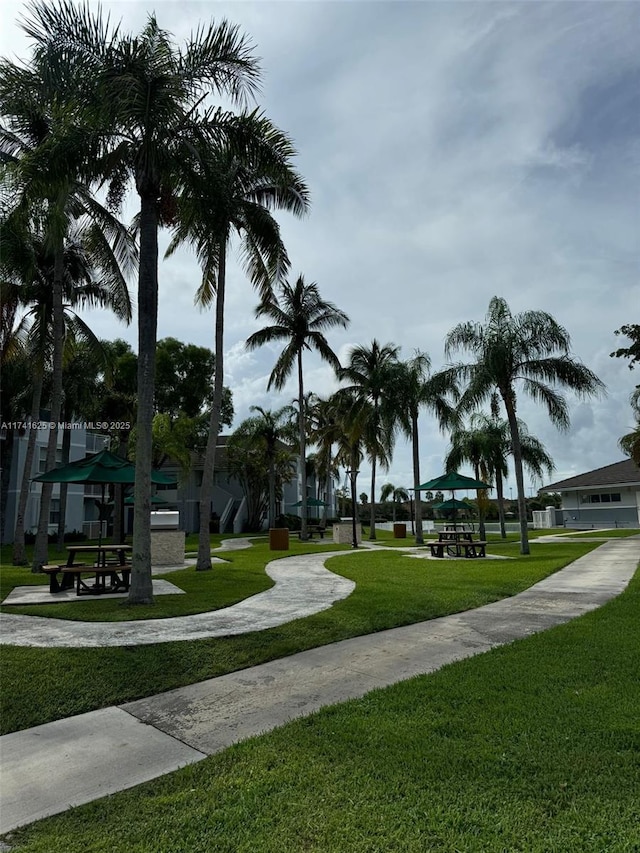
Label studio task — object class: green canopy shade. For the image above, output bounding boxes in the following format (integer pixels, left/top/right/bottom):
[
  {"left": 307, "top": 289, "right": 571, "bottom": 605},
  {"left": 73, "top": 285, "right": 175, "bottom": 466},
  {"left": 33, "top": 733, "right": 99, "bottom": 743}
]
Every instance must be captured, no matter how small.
[
  {"left": 32, "top": 449, "right": 176, "bottom": 486},
  {"left": 287, "top": 498, "right": 329, "bottom": 507},
  {"left": 33, "top": 450, "right": 176, "bottom": 547},
  {"left": 124, "top": 494, "right": 169, "bottom": 505},
  {"left": 415, "top": 471, "right": 491, "bottom": 492},
  {"left": 434, "top": 498, "right": 473, "bottom": 511}
]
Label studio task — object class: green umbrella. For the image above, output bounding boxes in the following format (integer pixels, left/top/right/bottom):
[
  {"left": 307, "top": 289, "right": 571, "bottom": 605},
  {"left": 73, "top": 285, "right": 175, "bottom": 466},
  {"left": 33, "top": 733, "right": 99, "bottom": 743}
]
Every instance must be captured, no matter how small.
[
  {"left": 32, "top": 449, "right": 176, "bottom": 486},
  {"left": 434, "top": 498, "right": 473, "bottom": 511},
  {"left": 414, "top": 471, "right": 491, "bottom": 530},
  {"left": 415, "top": 471, "right": 491, "bottom": 492},
  {"left": 33, "top": 450, "right": 176, "bottom": 545}
]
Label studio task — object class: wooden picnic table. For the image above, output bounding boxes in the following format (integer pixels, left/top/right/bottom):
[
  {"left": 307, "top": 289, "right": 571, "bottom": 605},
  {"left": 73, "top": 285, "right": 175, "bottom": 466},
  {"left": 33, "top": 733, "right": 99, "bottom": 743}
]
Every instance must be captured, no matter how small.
[
  {"left": 428, "top": 530, "right": 487, "bottom": 559},
  {"left": 41, "top": 544, "right": 132, "bottom": 595},
  {"left": 65, "top": 544, "right": 131, "bottom": 568}
]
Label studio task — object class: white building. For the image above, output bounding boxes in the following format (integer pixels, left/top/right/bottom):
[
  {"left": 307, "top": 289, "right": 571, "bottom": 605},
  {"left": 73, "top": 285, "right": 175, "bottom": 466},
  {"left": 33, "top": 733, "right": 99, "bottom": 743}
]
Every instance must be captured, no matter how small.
[{"left": 542, "top": 459, "right": 640, "bottom": 528}]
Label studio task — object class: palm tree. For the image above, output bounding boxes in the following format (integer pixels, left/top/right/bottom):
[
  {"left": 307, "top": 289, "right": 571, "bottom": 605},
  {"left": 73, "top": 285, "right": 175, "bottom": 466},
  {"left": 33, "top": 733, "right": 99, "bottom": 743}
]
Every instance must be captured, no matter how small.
[
  {"left": 166, "top": 130, "right": 308, "bottom": 571},
  {"left": 0, "top": 28, "right": 136, "bottom": 569},
  {"left": 307, "top": 394, "right": 341, "bottom": 524},
  {"left": 20, "top": 3, "right": 263, "bottom": 601},
  {"left": 325, "top": 389, "right": 373, "bottom": 547},
  {"left": 444, "top": 296, "right": 604, "bottom": 554},
  {"left": 449, "top": 413, "right": 555, "bottom": 538},
  {"left": 338, "top": 341, "right": 400, "bottom": 540},
  {"left": 619, "top": 389, "right": 640, "bottom": 466},
  {"left": 391, "top": 352, "right": 458, "bottom": 544},
  {"left": 246, "top": 277, "right": 349, "bottom": 540},
  {"left": 2, "top": 228, "right": 131, "bottom": 566},
  {"left": 380, "top": 483, "right": 410, "bottom": 523},
  {"left": 249, "top": 406, "right": 297, "bottom": 529}
]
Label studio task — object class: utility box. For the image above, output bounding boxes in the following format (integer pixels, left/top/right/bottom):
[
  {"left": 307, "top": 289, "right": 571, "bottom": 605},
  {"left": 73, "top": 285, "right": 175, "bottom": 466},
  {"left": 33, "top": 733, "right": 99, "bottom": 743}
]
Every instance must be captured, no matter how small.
[
  {"left": 150, "top": 511, "right": 184, "bottom": 566},
  {"left": 393, "top": 523, "right": 407, "bottom": 538}
]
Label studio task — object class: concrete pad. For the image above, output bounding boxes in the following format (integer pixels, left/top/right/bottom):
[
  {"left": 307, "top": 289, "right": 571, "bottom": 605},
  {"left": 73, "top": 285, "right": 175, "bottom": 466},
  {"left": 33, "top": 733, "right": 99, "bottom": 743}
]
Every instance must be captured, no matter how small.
[
  {"left": 2, "top": 579, "right": 185, "bottom": 606},
  {"left": 0, "top": 707, "right": 205, "bottom": 833}
]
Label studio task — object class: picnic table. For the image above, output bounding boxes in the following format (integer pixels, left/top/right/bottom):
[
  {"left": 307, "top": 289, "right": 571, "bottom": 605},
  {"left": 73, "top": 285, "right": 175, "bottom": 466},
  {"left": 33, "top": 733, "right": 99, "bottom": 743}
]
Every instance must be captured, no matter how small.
[
  {"left": 42, "top": 544, "right": 132, "bottom": 595},
  {"left": 428, "top": 530, "right": 486, "bottom": 559}
]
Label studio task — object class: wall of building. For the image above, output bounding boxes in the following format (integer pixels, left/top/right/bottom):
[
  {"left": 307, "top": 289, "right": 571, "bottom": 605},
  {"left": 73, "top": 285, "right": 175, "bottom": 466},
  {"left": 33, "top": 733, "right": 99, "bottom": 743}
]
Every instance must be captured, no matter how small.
[{"left": 560, "top": 485, "right": 639, "bottom": 527}]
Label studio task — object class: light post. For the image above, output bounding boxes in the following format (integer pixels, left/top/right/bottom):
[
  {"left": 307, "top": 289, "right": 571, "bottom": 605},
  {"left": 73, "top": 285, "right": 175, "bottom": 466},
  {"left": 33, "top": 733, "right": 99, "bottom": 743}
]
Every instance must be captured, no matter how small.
[{"left": 346, "top": 467, "right": 360, "bottom": 549}]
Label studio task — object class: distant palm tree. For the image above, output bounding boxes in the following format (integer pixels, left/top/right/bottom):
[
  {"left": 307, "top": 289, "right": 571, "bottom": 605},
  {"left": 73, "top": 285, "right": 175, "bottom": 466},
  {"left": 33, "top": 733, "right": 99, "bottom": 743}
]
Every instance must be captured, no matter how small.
[
  {"left": 444, "top": 296, "right": 604, "bottom": 553},
  {"left": 307, "top": 394, "right": 342, "bottom": 524},
  {"left": 449, "top": 412, "right": 555, "bottom": 538},
  {"left": 391, "top": 352, "right": 458, "bottom": 544},
  {"left": 246, "top": 276, "right": 349, "bottom": 540},
  {"left": 249, "top": 406, "right": 297, "bottom": 529},
  {"left": 380, "top": 483, "right": 410, "bottom": 522},
  {"left": 339, "top": 340, "right": 400, "bottom": 540},
  {"left": 619, "top": 389, "right": 640, "bottom": 466}
]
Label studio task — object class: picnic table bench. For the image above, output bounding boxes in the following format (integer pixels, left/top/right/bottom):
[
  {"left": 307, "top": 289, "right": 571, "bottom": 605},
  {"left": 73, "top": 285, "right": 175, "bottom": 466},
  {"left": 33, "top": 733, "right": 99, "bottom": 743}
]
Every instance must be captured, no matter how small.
[
  {"left": 427, "top": 540, "right": 487, "bottom": 559},
  {"left": 41, "top": 563, "right": 131, "bottom": 595},
  {"left": 298, "top": 524, "right": 327, "bottom": 539}
]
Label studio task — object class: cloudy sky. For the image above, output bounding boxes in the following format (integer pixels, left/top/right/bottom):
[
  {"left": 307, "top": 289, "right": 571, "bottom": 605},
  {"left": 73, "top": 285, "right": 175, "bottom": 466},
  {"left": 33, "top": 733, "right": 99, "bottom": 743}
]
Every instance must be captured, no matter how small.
[{"left": 3, "top": 1, "right": 639, "bottom": 498}]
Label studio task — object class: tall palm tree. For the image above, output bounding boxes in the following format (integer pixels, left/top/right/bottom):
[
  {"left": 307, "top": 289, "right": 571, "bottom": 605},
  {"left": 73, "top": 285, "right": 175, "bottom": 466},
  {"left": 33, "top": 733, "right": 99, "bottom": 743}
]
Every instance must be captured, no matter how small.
[
  {"left": 339, "top": 340, "right": 400, "bottom": 540},
  {"left": 166, "top": 130, "right": 308, "bottom": 571},
  {"left": 391, "top": 352, "right": 458, "bottom": 544},
  {"left": 2, "top": 228, "right": 131, "bottom": 566},
  {"left": 246, "top": 276, "right": 349, "bottom": 540},
  {"left": 21, "top": 2, "right": 263, "bottom": 601},
  {"left": 444, "top": 296, "right": 604, "bottom": 554},
  {"left": 0, "top": 26, "right": 136, "bottom": 569}
]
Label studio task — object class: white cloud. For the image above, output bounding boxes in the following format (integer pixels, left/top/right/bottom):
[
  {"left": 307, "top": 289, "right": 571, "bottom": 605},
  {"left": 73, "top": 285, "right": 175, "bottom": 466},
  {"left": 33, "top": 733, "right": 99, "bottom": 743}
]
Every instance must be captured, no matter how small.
[{"left": 3, "top": 0, "right": 638, "bottom": 499}]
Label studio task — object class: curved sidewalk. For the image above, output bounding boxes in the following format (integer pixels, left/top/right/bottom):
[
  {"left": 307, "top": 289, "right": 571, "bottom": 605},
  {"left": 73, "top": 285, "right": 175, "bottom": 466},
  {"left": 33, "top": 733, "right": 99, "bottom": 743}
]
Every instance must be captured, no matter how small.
[
  {"left": 1, "top": 538, "right": 637, "bottom": 833},
  {"left": 0, "top": 550, "right": 355, "bottom": 648}
]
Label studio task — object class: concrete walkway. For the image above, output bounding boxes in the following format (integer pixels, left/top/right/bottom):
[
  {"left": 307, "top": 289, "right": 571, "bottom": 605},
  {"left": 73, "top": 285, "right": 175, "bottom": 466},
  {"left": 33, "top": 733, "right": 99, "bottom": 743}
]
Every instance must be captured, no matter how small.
[
  {"left": 0, "top": 550, "right": 355, "bottom": 648},
  {"left": 1, "top": 538, "right": 637, "bottom": 833}
]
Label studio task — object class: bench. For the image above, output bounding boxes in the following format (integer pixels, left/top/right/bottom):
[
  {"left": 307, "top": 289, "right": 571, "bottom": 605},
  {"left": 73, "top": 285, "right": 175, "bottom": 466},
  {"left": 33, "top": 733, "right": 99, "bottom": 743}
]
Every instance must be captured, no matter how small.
[
  {"left": 61, "top": 565, "right": 131, "bottom": 596},
  {"left": 299, "top": 525, "right": 326, "bottom": 539},
  {"left": 42, "top": 563, "right": 89, "bottom": 593},
  {"left": 427, "top": 541, "right": 487, "bottom": 559}
]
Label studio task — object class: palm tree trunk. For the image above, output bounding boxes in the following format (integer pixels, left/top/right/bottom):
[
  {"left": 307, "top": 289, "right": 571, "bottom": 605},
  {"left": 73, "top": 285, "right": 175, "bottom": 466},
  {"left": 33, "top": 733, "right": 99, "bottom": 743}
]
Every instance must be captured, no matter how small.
[
  {"left": 112, "top": 436, "right": 129, "bottom": 544},
  {"left": 1, "top": 427, "right": 15, "bottom": 545},
  {"left": 473, "top": 463, "right": 487, "bottom": 542},
  {"left": 33, "top": 244, "right": 65, "bottom": 572},
  {"left": 495, "top": 470, "right": 507, "bottom": 538},
  {"left": 130, "top": 192, "right": 159, "bottom": 602},
  {"left": 56, "top": 411, "right": 72, "bottom": 552},
  {"left": 412, "top": 411, "right": 424, "bottom": 545},
  {"left": 503, "top": 393, "right": 530, "bottom": 555},
  {"left": 12, "top": 375, "right": 43, "bottom": 565},
  {"left": 369, "top": 455, "right": 377, "bottom": 539},
  {"left": 197, "top": 239, "right": 227, "bottom": 571},
  {"left": 298, "top": 351, "right": 308, "bottom": 541},
  {"left": 268, "top": 453, "right": 276, "bottom": 529}
]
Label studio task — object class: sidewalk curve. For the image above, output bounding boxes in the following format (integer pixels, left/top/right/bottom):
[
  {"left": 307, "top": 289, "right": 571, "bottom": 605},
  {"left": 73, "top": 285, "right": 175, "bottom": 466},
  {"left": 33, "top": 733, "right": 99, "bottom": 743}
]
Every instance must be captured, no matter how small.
[
  {"left": 0, "top": 550, "right": 355, "bottom": 648},
  {"left": 0, "top": 538, "right": 637, "bottom": 833}
]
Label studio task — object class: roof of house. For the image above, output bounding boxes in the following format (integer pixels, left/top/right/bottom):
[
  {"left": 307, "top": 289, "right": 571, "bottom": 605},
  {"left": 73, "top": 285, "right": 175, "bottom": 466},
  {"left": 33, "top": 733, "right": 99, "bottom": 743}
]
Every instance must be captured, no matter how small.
[{"left": 543, "top": 458, "right": 640, "bottom": 491}]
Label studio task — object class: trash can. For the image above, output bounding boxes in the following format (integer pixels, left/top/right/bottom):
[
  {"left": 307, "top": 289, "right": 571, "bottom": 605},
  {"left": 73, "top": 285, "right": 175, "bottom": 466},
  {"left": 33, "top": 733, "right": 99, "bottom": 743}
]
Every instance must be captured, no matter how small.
[
  {"left": 269, "top": 527, "right": 290, "bottom": 550},
  {"left": 393, "top": 523, "right": 407, "bottom": 539}
]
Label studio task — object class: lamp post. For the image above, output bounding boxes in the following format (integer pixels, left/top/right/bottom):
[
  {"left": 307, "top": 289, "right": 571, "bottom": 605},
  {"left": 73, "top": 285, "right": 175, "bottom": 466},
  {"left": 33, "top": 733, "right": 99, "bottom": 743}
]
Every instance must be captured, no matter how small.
[{"left": 346, "top": 467, "right": 360, "bottom": 549}]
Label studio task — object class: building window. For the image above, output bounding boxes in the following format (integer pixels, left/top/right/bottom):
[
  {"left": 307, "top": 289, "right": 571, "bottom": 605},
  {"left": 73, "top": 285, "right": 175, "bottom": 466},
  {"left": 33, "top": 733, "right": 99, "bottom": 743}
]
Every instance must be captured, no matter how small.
[
  {"left": 581, "top": 492, "right": 623, "bottom": 504},
  {"left": 49, "top": 499, "right": 60, "bottom": 526}
]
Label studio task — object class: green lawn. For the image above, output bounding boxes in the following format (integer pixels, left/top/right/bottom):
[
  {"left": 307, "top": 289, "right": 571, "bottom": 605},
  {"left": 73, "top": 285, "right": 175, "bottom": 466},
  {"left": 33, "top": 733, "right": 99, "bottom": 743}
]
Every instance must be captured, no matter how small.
[
  {"left": 4, "top": 565, "right": 638, "bottom": 852},
  {"left": 0, "top": 539, "right": 347, "bottom": 622},
  {"left": 1, "top": 540, "right": 598, "bottom": 734}
]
